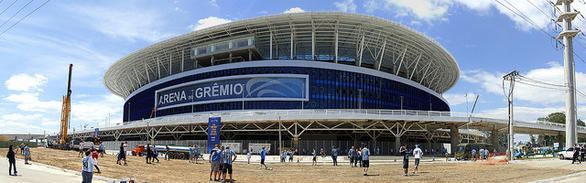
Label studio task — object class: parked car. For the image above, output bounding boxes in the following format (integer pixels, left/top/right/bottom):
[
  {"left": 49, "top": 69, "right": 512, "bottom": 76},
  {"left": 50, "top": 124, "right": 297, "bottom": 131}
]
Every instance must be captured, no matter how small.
[{"left": 558, "top": 147, "right": 574, "bottom": 160}]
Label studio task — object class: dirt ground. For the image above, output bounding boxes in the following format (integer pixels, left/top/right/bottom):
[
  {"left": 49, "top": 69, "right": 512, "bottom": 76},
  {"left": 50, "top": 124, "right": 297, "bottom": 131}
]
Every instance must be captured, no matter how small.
[{"left": 0, "top": 148, "right": 579, "bottom": 183}]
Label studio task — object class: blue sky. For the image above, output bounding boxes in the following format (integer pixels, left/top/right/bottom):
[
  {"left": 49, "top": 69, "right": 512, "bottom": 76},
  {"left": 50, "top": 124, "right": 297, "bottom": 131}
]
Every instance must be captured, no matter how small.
[{"left": 0, "top": 0, "right": 585, "bottom": 141}]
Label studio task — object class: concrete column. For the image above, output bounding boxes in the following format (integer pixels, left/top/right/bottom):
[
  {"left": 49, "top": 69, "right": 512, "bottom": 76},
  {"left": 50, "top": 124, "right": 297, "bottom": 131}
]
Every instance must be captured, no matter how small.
[
  {"left": 491, "top": 129, "right": 499, "bottom": 152},
  {"left": 427, "top": 139, "right": 433, "bottom": 154},
  {"left": 394, "top": 135, "right": 401, "bottom": 155},
  {"left": 450, "top": 125, "right": 459, "bottom": 155},
  {"left": 558, "top": 133, "right": 564, "bottom": 150}
]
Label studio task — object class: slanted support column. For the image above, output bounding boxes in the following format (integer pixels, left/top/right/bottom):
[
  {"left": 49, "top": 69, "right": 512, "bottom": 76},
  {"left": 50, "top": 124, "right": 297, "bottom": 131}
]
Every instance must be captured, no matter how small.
[
  {"left": 450, "top": 125, "right": 459, "bottom": 155},
  {"left": 394, "top": 135, "right": 401, "bottom": 155},
  {"left": 491, "top": 129, "right": 499, "bottom": 152}
]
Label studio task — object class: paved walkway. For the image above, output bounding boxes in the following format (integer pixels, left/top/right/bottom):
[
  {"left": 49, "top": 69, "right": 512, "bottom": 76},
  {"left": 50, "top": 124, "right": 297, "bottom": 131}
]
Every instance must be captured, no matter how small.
[
  {"left": 519, "top": 158, "right": 586, "bottom": 183},
  {"left": 0, "top": 157, "right": 108, "bottom": 183}
]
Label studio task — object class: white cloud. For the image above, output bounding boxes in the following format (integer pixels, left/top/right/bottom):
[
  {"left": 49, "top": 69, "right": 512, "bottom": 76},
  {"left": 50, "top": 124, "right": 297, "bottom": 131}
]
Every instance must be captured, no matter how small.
[
  {"left": 444, "top": 93, "right": 477, "bottom": 106},
  {"left": 476, "top": 105, "right": 586, "bottom": 122},
  {"left": 365, "top": 0, "right": 452, "bottom": 20},
  {"left": 5, "top": 74, "right": 48, "bottom": 92},
  {"left": 461, "top": 63, "right": 586, "bottom": 105},
  {"left": 259, "top": 10, "right": 269, "bottom": 14},
  {"left": 210, "top": 0, "right": 219, "bottom": 8},
  {"left": 460, "top": 69, "right": 503, "bottom": 94},
  {"left": 65, "top": 5, "right": 175, "bottom": 42},
  {"left": 335, "top": 0, "right": 357, "bottom": 13},
  {"left": 70, "top": 94, "right": 123, "bottom": 124},
  {"left": 188, "top": 16, "right": 232, "bottom": 31},
  {"left": 361, "top": 0, "right": 586, "bottom": 31},
  {"left": 3, "top": 92, "right": 61, "bottom": 112},
  {"left": 283, "top": 7, "right": 305, "bottom": 14}
]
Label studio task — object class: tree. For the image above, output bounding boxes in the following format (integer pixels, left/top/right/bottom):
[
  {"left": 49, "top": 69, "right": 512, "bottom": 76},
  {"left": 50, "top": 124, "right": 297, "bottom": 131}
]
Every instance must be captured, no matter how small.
[{"left": 543, "top": 112, "right": 585, "bottom": 127}]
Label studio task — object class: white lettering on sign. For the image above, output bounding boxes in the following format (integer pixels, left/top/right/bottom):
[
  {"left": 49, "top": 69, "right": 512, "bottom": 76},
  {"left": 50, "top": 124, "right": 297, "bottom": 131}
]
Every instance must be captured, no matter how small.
[{"left": 158, "top": 91, "right": 187, "bottom": 106}]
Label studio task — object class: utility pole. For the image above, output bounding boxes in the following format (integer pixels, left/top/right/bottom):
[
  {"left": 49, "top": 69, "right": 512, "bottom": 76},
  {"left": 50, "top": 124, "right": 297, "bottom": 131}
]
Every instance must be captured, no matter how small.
[
  {"left": 503, "top": 70, "right": 519, "bottom": 161},
  {"left": 555, "top": 0, "right": 581, "bottom": 148}
]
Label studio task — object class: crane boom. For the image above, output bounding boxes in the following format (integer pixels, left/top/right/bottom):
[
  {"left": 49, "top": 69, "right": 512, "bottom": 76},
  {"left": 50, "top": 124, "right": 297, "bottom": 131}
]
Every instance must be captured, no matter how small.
[{"left": 58, "top": 64, "right": 72, "bottom": 145}]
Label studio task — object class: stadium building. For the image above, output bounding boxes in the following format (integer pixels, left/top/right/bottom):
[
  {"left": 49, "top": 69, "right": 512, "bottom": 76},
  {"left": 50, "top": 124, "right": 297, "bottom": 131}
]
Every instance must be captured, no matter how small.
[{"left": 93, "top": 12, "right": 477, "bottom": 155}]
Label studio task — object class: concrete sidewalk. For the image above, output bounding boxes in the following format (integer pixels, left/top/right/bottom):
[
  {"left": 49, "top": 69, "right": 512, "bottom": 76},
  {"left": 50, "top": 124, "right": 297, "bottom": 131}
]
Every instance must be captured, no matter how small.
[{"left": 0, "top": 157, "right": 108, "bottom": 183}]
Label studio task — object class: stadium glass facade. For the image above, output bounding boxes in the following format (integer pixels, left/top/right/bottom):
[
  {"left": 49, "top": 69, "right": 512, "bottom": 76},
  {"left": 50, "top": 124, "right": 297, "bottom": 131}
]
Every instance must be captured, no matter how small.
[{"left": 123, "top": 63, "right": 449, "bottom": 122}]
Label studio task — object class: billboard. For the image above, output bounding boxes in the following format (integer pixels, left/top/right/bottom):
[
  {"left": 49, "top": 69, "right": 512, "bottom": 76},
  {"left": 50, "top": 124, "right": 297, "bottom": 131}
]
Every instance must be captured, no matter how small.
[
  {"left": 207, "top": 117, "right": 221, "bottom": 153},
  {"left": 249, "top": 143, "right": 271, "bottom": 154},
  {"left": 155, "top": 74, "right": 309, "bottom": 110}
]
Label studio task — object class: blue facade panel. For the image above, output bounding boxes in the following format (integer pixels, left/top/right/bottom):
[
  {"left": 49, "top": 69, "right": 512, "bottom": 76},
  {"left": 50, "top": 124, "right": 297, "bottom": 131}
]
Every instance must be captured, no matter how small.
[{"left": 123, "top": 66, "right": 450, "bottom": 122}]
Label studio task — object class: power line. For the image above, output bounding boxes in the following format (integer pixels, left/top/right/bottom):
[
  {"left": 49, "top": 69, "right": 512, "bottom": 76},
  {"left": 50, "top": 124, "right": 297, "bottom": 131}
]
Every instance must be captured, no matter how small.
[
  {"left": 0, "top": 0, "right": 33, "bottom": 30},
  {"left": 0, "top": 0, "right": 17, "bottom": 16},
  {"left": 0, "top": 0, "right": 50, "bottom": 37},
  {"left": 527, "top": 0, "right": 552, "bottom": 19}
]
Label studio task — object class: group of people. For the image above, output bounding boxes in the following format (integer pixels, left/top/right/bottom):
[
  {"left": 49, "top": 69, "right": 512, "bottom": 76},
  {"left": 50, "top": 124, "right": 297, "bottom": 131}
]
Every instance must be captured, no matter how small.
[
  {"left": 208, "top": 144, "right": 238, "bottom": 183},
  {"left": 399, "top": 144, "right": 423, "bottom": 176},
  {"left": 144, "top": 143, "right": 160, "bottom": 164},
  {"left": 6, "top": 144, "right": 33, "bottom": 176},
  {"left": 189, "top": 144, "right": 202, "bottom": 164},
  {"left": 470, "top": 148, "right": 490, "bottom": 161},
  {"left": 280, "top": 149, "right": 295, "bottom": 163}
]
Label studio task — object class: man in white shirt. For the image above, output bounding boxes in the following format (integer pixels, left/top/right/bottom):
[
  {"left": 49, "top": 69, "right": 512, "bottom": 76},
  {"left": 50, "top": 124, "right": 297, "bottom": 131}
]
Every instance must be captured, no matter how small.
[{"left": 413, "top": 145, "right": 423, "bottom": 174}]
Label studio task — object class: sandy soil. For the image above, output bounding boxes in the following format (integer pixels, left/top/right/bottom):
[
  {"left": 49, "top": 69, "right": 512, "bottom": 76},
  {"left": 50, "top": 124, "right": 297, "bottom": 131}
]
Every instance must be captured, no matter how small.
[{"left": 0, "top": 148, "right": 579, "bottom": 183}]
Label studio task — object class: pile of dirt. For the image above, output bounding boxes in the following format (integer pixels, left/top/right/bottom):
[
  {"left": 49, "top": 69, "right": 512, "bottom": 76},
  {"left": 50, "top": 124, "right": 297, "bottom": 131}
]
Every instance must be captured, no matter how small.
[{"left": 0, "top": 148, "right": 578, "bottom": 183}]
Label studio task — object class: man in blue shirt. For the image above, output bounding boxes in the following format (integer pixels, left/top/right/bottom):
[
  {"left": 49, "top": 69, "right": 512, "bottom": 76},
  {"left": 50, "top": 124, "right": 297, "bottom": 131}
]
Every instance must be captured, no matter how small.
[
  {"left": 220, "top": 146, "right": 237, "bottom": 182},
  {"left": 82, "top": 151, "right": 96, "bottom": 183},
  {"left": 208, "top": 144, "right": 221, "bottom": 181},
  {"left": 260, "top": 147, "right": 268, "bottom": 170},
  {"left": 98, "top": 143, "right": 104, "bottom": 157},
  {"left": 189, "top": 145, "right": 195, "bottom": 164},
  {"left": 361, "top": 145, "right": 370, "bottom": 176}
]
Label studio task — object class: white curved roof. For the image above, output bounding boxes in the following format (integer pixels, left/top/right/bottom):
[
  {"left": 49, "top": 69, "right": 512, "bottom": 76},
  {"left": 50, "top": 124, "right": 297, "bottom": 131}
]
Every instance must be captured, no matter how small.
[{"left": 104, "top": 12, "right": 459, "bottom": 98}]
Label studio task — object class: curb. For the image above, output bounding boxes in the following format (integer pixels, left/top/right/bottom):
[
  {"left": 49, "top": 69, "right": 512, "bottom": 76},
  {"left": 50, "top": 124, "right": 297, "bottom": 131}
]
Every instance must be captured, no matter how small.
[
  {"left": 11, "top": 158, "right": 117, "bottom": 183},
  {"left": 529, "top": 171, "right": 586, "bottom": 183}
]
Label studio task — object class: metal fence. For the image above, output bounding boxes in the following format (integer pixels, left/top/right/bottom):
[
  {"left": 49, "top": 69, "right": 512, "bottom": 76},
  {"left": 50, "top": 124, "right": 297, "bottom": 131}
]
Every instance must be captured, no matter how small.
[{"left": 102, "top": 139, "right": 446, "bottom": 156}]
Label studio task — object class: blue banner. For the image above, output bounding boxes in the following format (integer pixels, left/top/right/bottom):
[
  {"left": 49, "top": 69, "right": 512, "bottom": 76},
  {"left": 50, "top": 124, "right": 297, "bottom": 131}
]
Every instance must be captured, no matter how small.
[
  {"left": 155, "top": 74, "right": 308, "bottom": 110},
  {"left": 94, "top": 128, "right": 99, "bottom": 138},
  {"left": 207, "top": 117, "right": 221, "bottom": 153}
]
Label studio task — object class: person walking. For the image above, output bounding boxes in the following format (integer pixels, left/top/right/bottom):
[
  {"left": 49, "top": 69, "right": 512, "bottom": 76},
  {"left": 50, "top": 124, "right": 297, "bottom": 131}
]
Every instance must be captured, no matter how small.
[
  {"left": 312, "top": 148, "right": 317, "bottom": 166},
  {"left": 413, "top": 145, "right": 423, "bottom": 174},
  {"left": 471, "top": 148, "right": 477, "bottom": 161},
  {"left": 331, "top": 146, "right": 338, "bottom": 166},
  {"left": 289, "top": 149, "right": 294, "bottom": 163},
  {"left": 209, "top": 144, "right": 221, "bottom": 181},
  {"left": 82, "top": 151, "right": 97, "bottom": 183},
  {"left": 247, "top": 150, "right": 251, "bottom": 164},
  {"left": 7, "top": 145, "right": 17, "bottom": 176},
  {"left": 165, "top": 145, "right": 171, "bottom": 160},
  {"left": 79, "top": 141, "right": 85, "bottom": 157},
  {"left": 23, "top": 144, "right": 31, "bottom": 165},
  {"left": 580, "top": 144, "right": 586, "bottom": 161},
  {"left": 572, "top": 144, "right": 581, "bottom": 164},
  {"left": 152, "top": 145, "right": 160, "bottom": 163},
  {"left": 259, "top": 147, "right": 268, "bottom": 170},
  {"left": 117, "top": 142, "right": 127, "bottom": 166},
  {"left": 357, "top": 147, "right": 362, "bottom": 167},
  {"left": 361, "top": 145, "right": 370, "bottom": 176},
  {"left": 91, "top": 148, "right": 101, "bottom": 173},
  {"left": 145, "top": 144, "right": 152, "bottom": 164},
  {"left": 98, "top": 143, "right": 105, "bottom": 158},
  {"left": 349, "top": 146, "right": 356, "bottom": 167},
  {"left": 220, "top": 146, "right": 237, "bottom": 183},
  {"left": 189, "top": 145, "right": 195, "bottom": 164},
  {"left": 18, "top": 143, "right": 24, "bottom": 155},
  {"left": 194, "top": 145, "right": 200, "bottom": 164},
  {"left": 400, "top": 145, "right": 409, "bottom": 176}
]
